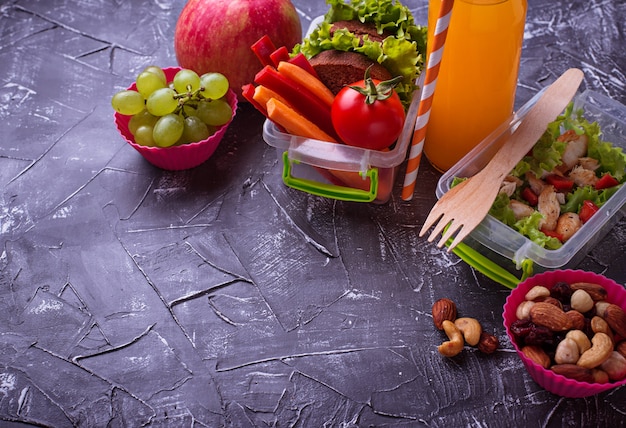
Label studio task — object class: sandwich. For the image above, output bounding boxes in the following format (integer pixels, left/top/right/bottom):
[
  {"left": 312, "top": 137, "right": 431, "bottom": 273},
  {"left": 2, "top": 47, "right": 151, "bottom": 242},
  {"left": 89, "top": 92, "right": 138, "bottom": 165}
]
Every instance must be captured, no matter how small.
[{"left": 293, "top": 0, "right": 427, "bottom": 107}]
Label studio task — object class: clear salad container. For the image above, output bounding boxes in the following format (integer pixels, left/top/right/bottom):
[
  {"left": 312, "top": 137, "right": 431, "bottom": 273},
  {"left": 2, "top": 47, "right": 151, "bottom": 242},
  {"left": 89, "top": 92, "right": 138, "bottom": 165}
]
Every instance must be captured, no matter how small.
[{"left": 436, "top": 90, "right": 626, "bottom": 286}]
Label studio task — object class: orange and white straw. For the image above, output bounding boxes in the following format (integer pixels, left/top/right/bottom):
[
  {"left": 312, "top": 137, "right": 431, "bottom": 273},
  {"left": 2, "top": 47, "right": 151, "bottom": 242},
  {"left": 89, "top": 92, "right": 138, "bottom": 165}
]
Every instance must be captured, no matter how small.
[{"left": 402, "top": 0, "right": 454, "bottom": 201}]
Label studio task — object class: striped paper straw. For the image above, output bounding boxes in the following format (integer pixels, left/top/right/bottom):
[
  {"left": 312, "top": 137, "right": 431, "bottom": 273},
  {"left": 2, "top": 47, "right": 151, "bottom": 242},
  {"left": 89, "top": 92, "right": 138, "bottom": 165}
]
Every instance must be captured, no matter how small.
[{"left": 401, "top": 0, "right": 454, "bottom": 201}]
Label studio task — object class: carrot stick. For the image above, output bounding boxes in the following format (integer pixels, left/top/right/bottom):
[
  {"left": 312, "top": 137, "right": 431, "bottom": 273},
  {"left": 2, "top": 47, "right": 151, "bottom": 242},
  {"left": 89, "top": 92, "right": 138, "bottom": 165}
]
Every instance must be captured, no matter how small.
[
  {"left": 266, "top": 98, "right": 336, "bottom": 142},
  {"left": 253, "top": 85, "right": 289, "bottom": 110},
  {"left": 255, "top": 65, "right": 337, "bottom": 139},
  {"left": 277, "top": 61, "right": 335, "bottom": 108},
  {"left": 266, "top": 98, "right": 373, "bottom": 194}
]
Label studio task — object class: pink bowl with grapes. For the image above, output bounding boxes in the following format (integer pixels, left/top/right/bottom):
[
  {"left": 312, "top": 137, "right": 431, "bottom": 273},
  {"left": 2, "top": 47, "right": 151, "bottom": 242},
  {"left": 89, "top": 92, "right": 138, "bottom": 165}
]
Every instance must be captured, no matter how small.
[
  {"left": 503, "top": 269, "right": 626, "bottom": 398},
  {"left": 113, "top": 66, "right": 238, "bottom": 171}
]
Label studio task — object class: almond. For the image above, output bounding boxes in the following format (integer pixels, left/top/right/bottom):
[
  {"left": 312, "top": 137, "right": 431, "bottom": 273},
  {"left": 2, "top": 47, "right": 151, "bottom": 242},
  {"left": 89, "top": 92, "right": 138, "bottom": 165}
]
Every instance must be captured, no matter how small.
[
  {"left": 522, "top": 345, "right": 551, "bottom": 369},
  {"left": 597, "top": 303, "right": 626, "bottom": 339},
  {"left": 565, "top": 310, "right": 586, "bottom": 331},
  {"left": 432, "top": 298, "right": 457, "bottom": 330},
  {"left": 551, "top": 364, "right": 595, "bottom": 383},
  {"left": 529, "top": 302, "right": 572, "bottom": 331},
  {"left": 570, "top": 282, "right": 608, "bottom": 301}
]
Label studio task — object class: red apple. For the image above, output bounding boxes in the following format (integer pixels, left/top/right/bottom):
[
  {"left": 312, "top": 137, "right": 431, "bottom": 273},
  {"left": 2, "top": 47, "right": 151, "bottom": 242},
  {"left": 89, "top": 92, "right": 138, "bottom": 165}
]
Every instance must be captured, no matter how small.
[{"left": 174, "top": 0, "right": 302, "bottom": 102}]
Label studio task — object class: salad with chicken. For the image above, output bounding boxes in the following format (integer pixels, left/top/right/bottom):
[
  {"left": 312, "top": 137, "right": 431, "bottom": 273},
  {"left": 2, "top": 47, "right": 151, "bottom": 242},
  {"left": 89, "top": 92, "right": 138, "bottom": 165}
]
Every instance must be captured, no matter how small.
[{"left": 480, "top": 102, "right": 625, "bottom": 249}]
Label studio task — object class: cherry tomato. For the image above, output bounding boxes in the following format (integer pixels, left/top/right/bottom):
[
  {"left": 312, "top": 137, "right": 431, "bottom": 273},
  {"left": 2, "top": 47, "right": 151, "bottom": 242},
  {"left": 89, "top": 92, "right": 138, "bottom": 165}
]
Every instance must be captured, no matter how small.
[{"left": 331, "top": 75, "right": 405, "bottom": 151}]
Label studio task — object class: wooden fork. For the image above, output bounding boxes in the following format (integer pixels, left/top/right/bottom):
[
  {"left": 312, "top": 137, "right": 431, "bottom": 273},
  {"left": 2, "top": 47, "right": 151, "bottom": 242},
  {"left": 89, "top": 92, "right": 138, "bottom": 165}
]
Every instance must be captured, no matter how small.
[{"left": 419, "top": 68, "right": 584, "bottom": 251}]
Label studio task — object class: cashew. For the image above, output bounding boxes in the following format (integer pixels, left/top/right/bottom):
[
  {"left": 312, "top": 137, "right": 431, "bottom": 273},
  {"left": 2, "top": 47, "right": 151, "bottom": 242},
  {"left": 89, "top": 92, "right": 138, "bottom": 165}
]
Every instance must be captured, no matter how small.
[
  {"left": 591, "top": 315, "right": 613, "bottom": 339},
  {"left": 454, "top": 317, "right": 482, "bottom": 346},
  {"left": 516, "top": 300, "right": 535, "bottom": 320},
  {"left": 565, "top": 330, "right": 591, "bottom": 354},
  {"left": 554, "top": 337, "right": 580, "bottom": 365},
  {"left": 577, "top": 332, "right": 613, "bottom": 369},
  {"left": 525, "top": 285, "right": 550, "bottom": 301},
  {"left": 570, "top": 289, "right": 594, "bottom": 313},
  {"left": 438, "top": 320, "right": 464, "bottom": 357},
  {"left": 599, "top": 351, "right": 626, "bottom": 381}
]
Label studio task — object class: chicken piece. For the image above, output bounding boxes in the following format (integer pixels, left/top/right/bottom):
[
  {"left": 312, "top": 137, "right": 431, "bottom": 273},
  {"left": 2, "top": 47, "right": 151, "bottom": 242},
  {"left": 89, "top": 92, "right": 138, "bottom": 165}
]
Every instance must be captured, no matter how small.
[
  {"left": 558, "top": 130, "right": 588, "bottom": 171},
  {"left": 526, "top": 172, "right": 546, "bottom": 195},
  {"left": 510, "top": 199, "right": 535, "bottom": 221},
  {"left": 578, "top": 157, "right": 600, "bottom": 171},
  {"left": 537, "top": 185, "right": 560, "bottom": 231},
  {"left": 499, "top": 180, "right": 517, "bottom": 197},
  {"left": 569, "top": 165, "right": 599, "bottom": 187},
  {"left": 555, "top": 212, "right": 582, "bottom": 242}
]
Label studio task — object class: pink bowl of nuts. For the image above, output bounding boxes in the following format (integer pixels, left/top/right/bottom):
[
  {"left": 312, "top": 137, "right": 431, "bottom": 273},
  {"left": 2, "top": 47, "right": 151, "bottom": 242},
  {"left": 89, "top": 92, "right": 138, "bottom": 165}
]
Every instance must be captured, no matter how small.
[{"left": 503, "top": 269, "right": 626, "bottom": 398}]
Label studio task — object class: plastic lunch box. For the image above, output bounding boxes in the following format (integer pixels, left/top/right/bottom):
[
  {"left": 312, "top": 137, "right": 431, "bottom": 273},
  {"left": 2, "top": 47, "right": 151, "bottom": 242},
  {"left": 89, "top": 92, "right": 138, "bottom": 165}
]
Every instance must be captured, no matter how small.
[
  {"left": 435, "top": 89, "right": 626, "bottom": 288},
  {"left": 261, "top": 15, "right": 422, "bottom": 204},
  {"left": 262, "top": 89, "right": 420, "bottom": 204}
]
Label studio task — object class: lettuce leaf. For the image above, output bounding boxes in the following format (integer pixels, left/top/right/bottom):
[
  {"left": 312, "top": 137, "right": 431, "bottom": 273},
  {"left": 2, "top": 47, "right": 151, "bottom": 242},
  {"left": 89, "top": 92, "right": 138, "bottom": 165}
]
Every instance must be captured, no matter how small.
[
  {"left": 293, "top": 0, "right": 427, "bottom": 107},
  {"left": 513, "top": 213, "right": 562, "bottom": 250}
]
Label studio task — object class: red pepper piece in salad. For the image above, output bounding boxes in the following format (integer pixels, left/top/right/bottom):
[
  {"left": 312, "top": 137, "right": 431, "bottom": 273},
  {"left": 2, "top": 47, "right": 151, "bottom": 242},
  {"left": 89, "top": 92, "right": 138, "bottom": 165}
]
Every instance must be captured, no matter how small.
[
  {"left": 540, "top": 227, "right": 564, "bottom": 242},
  {"left": 521, "top": 187, "right": 539, "bottom": 206},
  {"left": 545, "top": 174, "right": 575, "bottom": 192},
  {"left": 595, "top": 173, "right": 619, "bottom": 190},
  {"left": 579, "top": 200, "right": 600, "bottom": 223}
]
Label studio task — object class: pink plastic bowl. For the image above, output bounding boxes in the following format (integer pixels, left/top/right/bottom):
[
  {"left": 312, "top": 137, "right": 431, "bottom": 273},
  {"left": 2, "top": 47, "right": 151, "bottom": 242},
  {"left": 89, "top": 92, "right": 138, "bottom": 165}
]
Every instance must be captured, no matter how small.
[
  {"left": 113, "top": 67, "right": 238, "bottom": 171},
  {"left": 503, "top": 269, "right": 626, "bottom": 398}
]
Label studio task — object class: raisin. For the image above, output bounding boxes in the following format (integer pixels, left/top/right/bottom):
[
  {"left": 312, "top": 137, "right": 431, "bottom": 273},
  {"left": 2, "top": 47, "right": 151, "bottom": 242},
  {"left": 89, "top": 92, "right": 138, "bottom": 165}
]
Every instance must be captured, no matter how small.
[
  {"left": 524, "top": 325, "right": 556, "bottom": 348},
  {"left": 550, "top": 281, "right": 573, "bottom": 303},
  {"left": 510, "top": 318, "right": 534, "bottom": 341}
]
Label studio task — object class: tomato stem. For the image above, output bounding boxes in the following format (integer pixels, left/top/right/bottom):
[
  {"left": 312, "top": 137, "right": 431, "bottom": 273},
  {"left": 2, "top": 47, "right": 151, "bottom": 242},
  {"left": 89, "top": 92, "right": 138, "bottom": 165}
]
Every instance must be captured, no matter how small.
[{"left": 348, "top": 66, "right": 404, "bottom": 105}]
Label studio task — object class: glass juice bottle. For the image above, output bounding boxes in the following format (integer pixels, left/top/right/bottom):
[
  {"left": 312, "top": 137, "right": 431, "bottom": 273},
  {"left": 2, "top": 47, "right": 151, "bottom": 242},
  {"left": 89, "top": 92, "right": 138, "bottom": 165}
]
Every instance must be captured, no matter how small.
[{"left": 423, "top": 0, "right": 527, "bottom": 172}]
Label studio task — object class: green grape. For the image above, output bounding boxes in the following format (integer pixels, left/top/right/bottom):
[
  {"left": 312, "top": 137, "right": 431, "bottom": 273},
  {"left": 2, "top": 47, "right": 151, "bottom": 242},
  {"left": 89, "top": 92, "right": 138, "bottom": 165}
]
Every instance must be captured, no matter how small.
[
  {"left": 146, "top": 88, "right": 178, "bottom": 116},
  {"left": 199, "top": 72, "right": 229, "bottom": 100},
  {"left": 173, "top": 69, "right": 201, "bottom": 94},
  {"left": 197, "top": 99, "right": 232, "bottom": 126},
  {"left": 134, "top": 125, "right": 156, "bottom": 146},
  {"left": 142, "top": 65, "right": 167, "bottom": 85},
  {"left": 111, "top": 90, "right": 145, "bottom": 116},
  {"left": 128, "top": 109, "right": 158, "bottom": 135},
  {"left": 136, "top": 71, "right": 167, "bottom": 98},
  {"left": 153, "top": 113, "right": 184, "bottom": 147},
  {"left": 181, "top": 104, "right": 197, "bottom": 117},
  {"left": 183, "top": 115, "right": 211, "bottom": 143}
]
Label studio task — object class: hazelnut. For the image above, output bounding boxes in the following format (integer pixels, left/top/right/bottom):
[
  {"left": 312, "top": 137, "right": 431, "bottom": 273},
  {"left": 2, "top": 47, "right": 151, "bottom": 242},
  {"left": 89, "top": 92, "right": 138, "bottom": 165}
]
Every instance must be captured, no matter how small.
[
  {"left": 477, "top": 332, "right": 499, "bottom": 354},
  {"left": 432, "top": 298, "right": 457, "bottom": 330}
]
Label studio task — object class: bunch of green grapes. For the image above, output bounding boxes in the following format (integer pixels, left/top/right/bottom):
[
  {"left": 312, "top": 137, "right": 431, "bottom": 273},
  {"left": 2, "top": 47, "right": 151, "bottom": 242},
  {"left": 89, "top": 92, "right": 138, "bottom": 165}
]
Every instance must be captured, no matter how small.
[{"left": 112, "top": 66, "right": 233, "bottom": 148}]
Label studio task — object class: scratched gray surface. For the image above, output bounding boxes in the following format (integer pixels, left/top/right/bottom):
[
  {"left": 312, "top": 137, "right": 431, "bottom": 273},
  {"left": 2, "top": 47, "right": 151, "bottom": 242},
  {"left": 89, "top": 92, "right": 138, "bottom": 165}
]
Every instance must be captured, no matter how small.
[{"left": 0, "top": 0, "right": 625, "bottom": 426}]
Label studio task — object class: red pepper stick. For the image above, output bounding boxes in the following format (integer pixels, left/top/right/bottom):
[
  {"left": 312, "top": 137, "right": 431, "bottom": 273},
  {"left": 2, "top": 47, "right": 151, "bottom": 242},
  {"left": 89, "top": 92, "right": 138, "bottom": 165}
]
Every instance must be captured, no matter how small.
[
  {"left": 288, "top": 52, "right": 320, "bottom": 79},
  {"left": 251, "top": 35, "right": 277, "bottom": 67},
  {"left": 241, "top": 84, "right": 268, "bottom": 116},
  {"left": 269, "top": 46, "right": 291, "bottom": 67},
  {"left": 254, "top": 65, "right": 338, "bottom": 140}
]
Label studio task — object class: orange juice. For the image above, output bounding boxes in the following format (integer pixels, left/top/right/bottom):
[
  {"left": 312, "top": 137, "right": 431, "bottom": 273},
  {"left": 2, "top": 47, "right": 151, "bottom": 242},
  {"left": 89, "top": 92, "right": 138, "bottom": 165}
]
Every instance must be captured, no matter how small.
[{"left": 424, "top": 0, "right": 527, "bottom": 172}]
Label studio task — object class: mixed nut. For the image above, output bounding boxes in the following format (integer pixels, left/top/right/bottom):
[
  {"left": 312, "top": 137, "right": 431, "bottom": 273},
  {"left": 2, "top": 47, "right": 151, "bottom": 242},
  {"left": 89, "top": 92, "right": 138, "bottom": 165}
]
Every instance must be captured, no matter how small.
[
  {"left": 510, "top": 281, "right": 626, "bottom": 383},
  {"left": 432, "top": 298, "right": 499, "bottom": 357}
]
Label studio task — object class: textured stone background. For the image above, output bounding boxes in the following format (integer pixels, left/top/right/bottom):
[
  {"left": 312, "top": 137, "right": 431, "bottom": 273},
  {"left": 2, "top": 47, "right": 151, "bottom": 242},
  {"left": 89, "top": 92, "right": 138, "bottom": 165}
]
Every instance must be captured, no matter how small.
[{"left": 0, "top": 0, "right": 624, "bottom": 426}]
